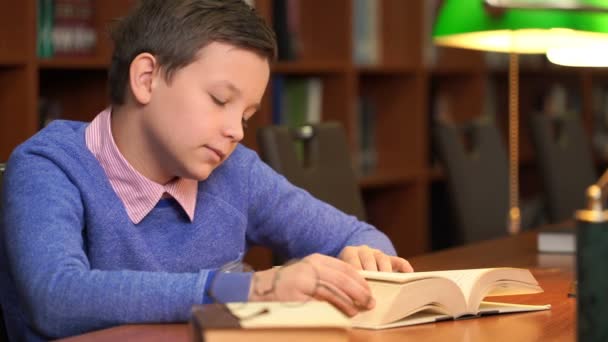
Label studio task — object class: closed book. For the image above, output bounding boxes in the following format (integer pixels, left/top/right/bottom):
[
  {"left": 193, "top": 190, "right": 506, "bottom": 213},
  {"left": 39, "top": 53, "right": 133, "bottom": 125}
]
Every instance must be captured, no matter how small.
[
  {"left": 537, "top": 224, "right": 576, "bottom": 254},
  {"left": 191, "top": 302, "right": 349, "bottom": 342},
  {"left": 352, "top": 268, "right": 550, "bottom": 329}
]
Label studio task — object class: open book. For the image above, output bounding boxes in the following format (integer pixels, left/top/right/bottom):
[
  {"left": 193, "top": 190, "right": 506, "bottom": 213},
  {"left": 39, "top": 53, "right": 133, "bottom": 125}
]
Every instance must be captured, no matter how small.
[{"left": 352, "top": 268, "right": 551, "bottom": 330}]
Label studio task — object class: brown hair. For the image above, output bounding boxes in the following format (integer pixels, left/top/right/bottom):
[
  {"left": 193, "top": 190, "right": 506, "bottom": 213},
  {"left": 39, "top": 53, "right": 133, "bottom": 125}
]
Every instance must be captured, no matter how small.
[{"left": 108, "top": 0, "right": 276, "bottom": 105}]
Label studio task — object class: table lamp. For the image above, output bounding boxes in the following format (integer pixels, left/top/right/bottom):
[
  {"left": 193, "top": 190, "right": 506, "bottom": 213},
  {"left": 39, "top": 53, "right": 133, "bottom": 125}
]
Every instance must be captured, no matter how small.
[
  {"left": 546, "top": 4, "right": 608, "bottom": 67},
  {"left": 432, "top": 0, "right": 608, "bottom": 235}
]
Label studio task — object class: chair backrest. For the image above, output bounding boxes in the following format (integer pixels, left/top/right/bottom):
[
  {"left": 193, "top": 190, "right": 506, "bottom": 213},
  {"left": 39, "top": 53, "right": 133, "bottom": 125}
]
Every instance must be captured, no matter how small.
[
  {"left": 434, "top": 119, "right": 510, "bottom": 244},
  {"left": 529, "top": 115, "right": 597, "bottom": 222},
  {"left": 257, "top": 123, "right": 366, "bottom": 221}
]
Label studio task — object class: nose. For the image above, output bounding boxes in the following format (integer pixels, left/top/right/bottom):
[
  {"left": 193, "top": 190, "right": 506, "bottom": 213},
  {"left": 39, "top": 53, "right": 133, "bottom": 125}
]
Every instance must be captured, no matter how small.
[{"left": 223, "top": 115, "right": 245, "bottom": 142}]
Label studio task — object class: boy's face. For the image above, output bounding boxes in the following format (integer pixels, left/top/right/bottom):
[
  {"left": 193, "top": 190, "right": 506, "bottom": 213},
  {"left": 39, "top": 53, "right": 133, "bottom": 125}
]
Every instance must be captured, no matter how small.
[{"left": 143, "top": 42, "right": 270, "bottom": 181}]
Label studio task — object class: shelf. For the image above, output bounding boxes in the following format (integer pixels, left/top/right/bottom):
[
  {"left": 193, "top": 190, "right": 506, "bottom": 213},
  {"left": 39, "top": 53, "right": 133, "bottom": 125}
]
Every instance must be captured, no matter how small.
[
  {"left": 357, "top": 65, "right": 419, "bottom": 75},
  {"left": 0, "top": 57, "right": 27, "bottom": 67},
  {"left": 271, "top": 61, "right": 348, "bottom": 74},
  {"left": 358, "top": 170, "right": 424, "bottom": 190},
  {"left": 487, "top": 66, "right": 583, "bottom": 77},
  {"left": 38, "top": 57, "right": 110, "bottom": 70},
  {"left": 584, "top": 67, "right": 608, "bottom": 77},
  {"left": 430, "top": 67, "right": 484, "bottom": 76}
]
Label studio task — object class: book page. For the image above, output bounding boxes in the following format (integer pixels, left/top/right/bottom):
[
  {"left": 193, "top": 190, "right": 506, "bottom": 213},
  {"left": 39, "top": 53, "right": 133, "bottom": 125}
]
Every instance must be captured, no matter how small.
[
  {"left": 477, "top": 301, "right": 551, "bottom": 315},
  {"left": 360, "top": 268, "right": 541, "bottom": 311},
  {"left": 424, "top": 268, "right": 542, "bottom": 310},
  {"left": 222, "top": 302, "right": 351, "bottom": 328},
  {"left": 361, "top": 268, "right": 492, "bottom": 306},
  {"left": 352, "top": 276, "right": 467, "bottom": 327},
  {"left": 423, "top": 269, "right": 493, "bottom": 307}
]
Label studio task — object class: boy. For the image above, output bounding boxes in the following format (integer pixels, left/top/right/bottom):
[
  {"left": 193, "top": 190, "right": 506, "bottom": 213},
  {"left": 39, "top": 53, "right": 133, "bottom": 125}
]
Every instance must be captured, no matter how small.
[{"left": 0, "top": 0, "right": 412, "bottom": 340}]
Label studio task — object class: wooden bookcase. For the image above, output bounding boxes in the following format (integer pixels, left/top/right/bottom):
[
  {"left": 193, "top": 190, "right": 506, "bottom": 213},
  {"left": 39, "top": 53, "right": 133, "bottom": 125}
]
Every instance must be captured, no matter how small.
[{"left": 0, "top": 0, "right": 603, "bottom": 268}]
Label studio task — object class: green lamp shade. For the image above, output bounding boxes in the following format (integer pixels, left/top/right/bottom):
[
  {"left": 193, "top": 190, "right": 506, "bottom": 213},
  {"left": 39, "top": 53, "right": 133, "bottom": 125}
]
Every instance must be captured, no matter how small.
[
  {"left": 546, "top": 10, "right": 608, "bottom": 66},
  {"left": 433, "top": 0, "right": 608, "bottom": 54}
]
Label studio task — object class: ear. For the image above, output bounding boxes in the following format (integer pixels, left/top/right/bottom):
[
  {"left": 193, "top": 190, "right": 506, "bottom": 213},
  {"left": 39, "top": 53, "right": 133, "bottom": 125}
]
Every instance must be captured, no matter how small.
[{"left": 129, "top": 53, "right": 159, "bottom": 105}]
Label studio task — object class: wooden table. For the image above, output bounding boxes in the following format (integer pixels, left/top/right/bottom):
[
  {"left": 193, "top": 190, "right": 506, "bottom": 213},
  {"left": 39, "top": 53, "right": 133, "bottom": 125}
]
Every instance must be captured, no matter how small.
[{"left": 60, "top": 231, "right": 576, "bottom": 342}]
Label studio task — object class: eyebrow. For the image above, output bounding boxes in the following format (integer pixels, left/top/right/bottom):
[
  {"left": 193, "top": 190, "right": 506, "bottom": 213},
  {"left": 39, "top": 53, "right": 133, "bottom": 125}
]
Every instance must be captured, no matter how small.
[{"left": 216, "top": 81, "right": 261, "bottom": 112}]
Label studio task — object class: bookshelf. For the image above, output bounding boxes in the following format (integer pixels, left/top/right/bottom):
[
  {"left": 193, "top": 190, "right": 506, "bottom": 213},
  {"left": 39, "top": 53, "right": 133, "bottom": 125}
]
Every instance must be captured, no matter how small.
[{"left": 1, "top": 0, "right": 605, "bottom": 268}]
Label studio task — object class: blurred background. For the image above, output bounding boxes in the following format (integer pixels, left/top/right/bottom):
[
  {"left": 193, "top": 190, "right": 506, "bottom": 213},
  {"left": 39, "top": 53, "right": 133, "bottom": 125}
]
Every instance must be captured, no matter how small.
[{"left": 2, "top": 0, "right": 607, "bottom": 267}]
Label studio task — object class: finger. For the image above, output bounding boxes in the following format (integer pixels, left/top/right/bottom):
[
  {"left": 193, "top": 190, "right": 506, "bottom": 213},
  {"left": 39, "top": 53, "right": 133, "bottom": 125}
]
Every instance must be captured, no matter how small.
[
  {"left": 309, "top": 254, "right": 370, "bottom": 291},
  {"left": 359, "top": 248, "right": 379, "bottom": 271},
  {"left": 307, "top": 255, "right": 374, "bottom": 309},
  {"left": 375, "top": 252, "right": 393, "bottom": 272},
  {"left": 341, "top": 251, "right": 363, "bottom": 270},
  {"left": 391, "top": 257, "right": 414, "bottom": 272},
  {"left": 338, "top": 247, "right": 363, "bottom": 270},
  {"left": 319, "top": 265, "right": 374, "bottom": 309},
  {"left": 313, "top": 280, "right": 369, "bottom": 317}
]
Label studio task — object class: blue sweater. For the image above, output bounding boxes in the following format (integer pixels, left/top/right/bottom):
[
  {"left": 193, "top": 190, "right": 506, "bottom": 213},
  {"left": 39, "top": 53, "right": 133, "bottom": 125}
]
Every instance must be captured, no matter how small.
[{"left": 0, "top": 121, "right": 396, "bottom": 341}]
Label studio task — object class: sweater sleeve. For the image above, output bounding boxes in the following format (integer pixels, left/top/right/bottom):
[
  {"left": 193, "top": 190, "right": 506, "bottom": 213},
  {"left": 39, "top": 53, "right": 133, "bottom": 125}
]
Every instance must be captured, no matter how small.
[
  {"left": 1, "top": 153, "right": 251, "bottom": 339},
  {"left": 245, "top": 153, "right": 397, "bottom": 260}
]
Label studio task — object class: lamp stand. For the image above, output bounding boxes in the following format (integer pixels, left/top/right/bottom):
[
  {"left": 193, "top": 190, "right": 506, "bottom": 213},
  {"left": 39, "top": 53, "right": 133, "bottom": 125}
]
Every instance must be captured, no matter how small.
[{"left": 508, "top": 52, "right": 521, "bottom": 235}]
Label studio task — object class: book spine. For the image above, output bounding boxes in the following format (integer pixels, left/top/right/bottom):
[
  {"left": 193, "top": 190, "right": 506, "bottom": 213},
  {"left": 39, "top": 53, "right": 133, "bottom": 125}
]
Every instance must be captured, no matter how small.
[
  {"left": 305, "top": 77, "right": 323, "bottom": 125},
  {"left": 356, "top": 96, "right": 377, "bottom": 175},
  {"left": 38, "top": 0, "right": 55, "bottom": 58},
  {"left": 352, "top": 0, "right": 380, "bottom": 65},
  {"left": 271, "top": 75, "right": 285, "bottom": 125},
  {"left": 273, "top": 0, "right": 295, "bottom": 61}
]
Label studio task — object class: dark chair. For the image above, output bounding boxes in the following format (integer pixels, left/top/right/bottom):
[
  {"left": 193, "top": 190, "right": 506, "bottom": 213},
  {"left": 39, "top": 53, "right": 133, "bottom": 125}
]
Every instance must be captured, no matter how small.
[
  {"left": 434, "top": 118, "right": 544, "bottom": 245},
  {"left": 257, "top": 122, "right": 366, "bottom": 221},
  {"left": 529, "top": 115, "right": 597, "bottom": 223}
]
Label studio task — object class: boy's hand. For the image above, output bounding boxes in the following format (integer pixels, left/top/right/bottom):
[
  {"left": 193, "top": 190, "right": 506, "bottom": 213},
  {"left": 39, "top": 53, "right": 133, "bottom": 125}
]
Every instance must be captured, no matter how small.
[
  {"left": 338, "top": 245, "right": 414, "bottom": 273},
  {"left": 249, "top": 253, "right": 375, "bottom": 316}
]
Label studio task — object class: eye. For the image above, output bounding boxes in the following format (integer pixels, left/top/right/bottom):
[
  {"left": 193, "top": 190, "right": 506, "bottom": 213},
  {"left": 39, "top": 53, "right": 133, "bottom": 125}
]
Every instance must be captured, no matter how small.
[{"left": 210, "top": 94, "right": 227, "bottom": 106}]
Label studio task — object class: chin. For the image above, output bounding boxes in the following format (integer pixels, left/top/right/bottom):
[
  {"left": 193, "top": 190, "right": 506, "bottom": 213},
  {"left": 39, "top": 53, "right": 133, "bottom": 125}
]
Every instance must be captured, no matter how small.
[{"left": 188, "top": 164, "right": 216, "bottom": 181}]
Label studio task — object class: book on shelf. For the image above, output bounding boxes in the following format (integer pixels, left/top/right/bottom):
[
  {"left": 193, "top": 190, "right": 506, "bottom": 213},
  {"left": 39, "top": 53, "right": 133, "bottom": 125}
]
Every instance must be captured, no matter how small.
[
  {"left": 191, "top": 302, "right": 349, "bottom": 342},
  {"left": 537, "top": 223, "right": 576, "bottom": 254},
  {"left": 352, "top": 0, "right": 380, "bottom": 65},
  {"left": 355, "top": 96, "right": 377, "bottom": 176},
  {"left": 351, "top": 267, "right": 550, "bottom": 330},
  {"left": 271, "top": 77, "right": 323, "bottom": 126},
  {"left": 37, "top": 0, "right": 54, "bottom": 58},
  {"left": 272, "top": 0, "right": 301, "bottom": 61}
]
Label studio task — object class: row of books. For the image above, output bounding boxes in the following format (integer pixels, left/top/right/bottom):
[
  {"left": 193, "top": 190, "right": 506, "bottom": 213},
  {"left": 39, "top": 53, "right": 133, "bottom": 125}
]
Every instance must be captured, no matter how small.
[
  {"left": 273, "top": 0, "right": 381, "bottom": 66},
  {"left": 37, "top": 0, "right": 96, "bottom": 58}
]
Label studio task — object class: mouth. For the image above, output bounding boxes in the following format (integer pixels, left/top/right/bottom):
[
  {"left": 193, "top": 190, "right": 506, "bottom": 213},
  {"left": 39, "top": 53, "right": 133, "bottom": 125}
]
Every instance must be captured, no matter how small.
[{"left": 205, "top": 145, "right": 225, "bottom": 161}]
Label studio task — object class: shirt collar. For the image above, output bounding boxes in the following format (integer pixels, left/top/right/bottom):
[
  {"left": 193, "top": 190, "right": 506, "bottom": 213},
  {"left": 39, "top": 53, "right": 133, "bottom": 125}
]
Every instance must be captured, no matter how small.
[{"left": 85, "top": 108, "right": 198, "bottom": 224}]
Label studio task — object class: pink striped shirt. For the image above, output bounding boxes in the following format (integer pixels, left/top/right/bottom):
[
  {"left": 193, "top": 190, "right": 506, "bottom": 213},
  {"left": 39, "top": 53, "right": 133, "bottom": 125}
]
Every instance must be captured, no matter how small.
[{"left": 85, "top": 108, "right": 198, "bottom": 224}]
